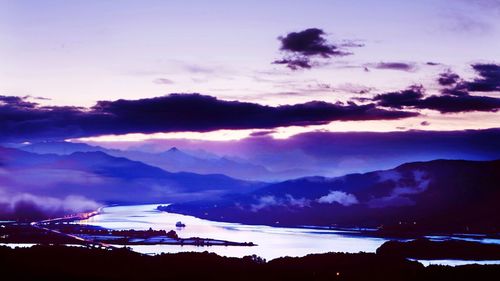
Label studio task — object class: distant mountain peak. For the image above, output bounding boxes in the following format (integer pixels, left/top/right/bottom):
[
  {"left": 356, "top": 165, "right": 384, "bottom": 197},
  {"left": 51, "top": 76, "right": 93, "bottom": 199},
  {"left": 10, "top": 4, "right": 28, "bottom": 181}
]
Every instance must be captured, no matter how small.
[{"left": 168, "top": 147, "right": 179, "bottom": 152}]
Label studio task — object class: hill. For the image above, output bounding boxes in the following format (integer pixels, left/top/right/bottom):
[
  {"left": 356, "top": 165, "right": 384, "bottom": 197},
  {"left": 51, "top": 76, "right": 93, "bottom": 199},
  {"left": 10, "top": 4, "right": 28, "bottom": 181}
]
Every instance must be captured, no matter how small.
[{"left": 164, "top": 159, "right": 500, "bottom": 233}]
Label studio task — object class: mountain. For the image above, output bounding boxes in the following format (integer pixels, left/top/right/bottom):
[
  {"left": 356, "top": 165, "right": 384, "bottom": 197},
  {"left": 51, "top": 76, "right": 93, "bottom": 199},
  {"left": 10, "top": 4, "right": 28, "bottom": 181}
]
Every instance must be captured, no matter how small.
[
  {"left": 21, "top": 141, "right": 110, "bottom": 155},
  {"left": 20, "top": 142, "right": 278, "bottom": 181},
  {"left": 125, "top": 147, "right": 274, "bottom": 181},
  {"left": 164, "top": 159, "right": 500, "bottom": 233},
  {"left": 0, "top": 146, "right": 264, "bottom": 204}
]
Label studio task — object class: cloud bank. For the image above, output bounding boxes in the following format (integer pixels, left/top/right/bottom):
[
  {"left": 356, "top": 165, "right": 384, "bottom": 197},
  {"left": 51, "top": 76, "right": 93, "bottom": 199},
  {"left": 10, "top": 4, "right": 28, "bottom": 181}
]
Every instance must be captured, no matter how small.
[
  {"left": 373, "top": 84, "right": 500, "bottom": 113},
  {"left": 0, "top": 94, "right": 416, "bottom": 142},
  {"left": 0, "top": 190, "right": 101, "bottom": 220}
]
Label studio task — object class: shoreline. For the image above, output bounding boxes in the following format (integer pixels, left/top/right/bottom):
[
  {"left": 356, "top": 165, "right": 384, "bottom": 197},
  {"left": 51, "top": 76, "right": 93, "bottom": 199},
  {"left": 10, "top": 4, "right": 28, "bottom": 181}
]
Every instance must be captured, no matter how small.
[
  {"left": 1, "top": 206, "right": 256, "bottom": 249},
  {"left": 2, "top": 203, "right": 500, "bottom": 264},
  {"left": 156, "top": 205, "right": 500, "bottom": 241}
]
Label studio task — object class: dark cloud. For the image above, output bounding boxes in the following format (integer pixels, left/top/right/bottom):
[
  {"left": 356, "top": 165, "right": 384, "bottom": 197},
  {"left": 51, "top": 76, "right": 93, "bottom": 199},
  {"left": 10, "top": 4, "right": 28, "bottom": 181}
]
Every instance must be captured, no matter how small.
[
  {"left": 0, "top": 96, "right": 37, "bottom": 108},
  {"left": 373, "top": 86, "right": 425, "bottom": 109},
  {"left": 367, "top": 62, "right": 417, "bottom": 72},
  {"left": 439, "top": 63, "right": 500, "bottom": 94},
  {"left": 437, "top": 70, "right": 469, "bottom": 96},
  {"left": 441, "top": 87, "right": 469, "bottom": 96},
  {"left": 273, "top": 28, "right": 358, "bottom": 70},
  {"left": 415, "top": 95, "right": 500, "bottom": 113},
  {"left": 466, "top": 63, "right": 500, "bottom": 92},
  {"left": 373, "top": 65, "right": 500, "bottom": 113},
  {"left": 250, "top": 130, "right": 276, "bottom": 137},
  {"left": 438, "top": 70, "right": 461, "bottom": 86},
  {"left": 373, "top": 85, "right": 500, "bottom": 113},
  {"left": 434, "top": 63, "right": 500, "bottom": 97},
  {"left": 273, "top": 58, "right": 312, "bottom": 70},
  {"left": 277, "top": 28, "right": 348, "bottom": 57},
  {"left": 0, "top": 94, "right": 416, "bottom": 142}
]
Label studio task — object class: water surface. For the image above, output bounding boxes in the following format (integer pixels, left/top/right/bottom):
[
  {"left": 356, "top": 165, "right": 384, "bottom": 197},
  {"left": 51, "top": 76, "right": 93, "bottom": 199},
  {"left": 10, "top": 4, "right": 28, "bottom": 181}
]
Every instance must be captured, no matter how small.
[
  {"left": 78, "top": 204, "right": 386, "bottom": 260},
  {"left": 77, "top": 204, "right": 500, "bottom": 264}
]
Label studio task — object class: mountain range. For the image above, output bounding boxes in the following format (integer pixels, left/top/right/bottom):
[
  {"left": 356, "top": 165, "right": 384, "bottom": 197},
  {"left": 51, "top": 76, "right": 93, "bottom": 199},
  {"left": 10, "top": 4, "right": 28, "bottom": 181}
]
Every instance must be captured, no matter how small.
[
  {"left": 164, "top": 159, "right": 500, "bottom": 233},
  {"left": 20, "top": 141, "right": 284, "bottom": 181},
  {"left": 3, "top": 141, "right": 500, "bottom": 232},
  {"left": 0, "top": 146, "right": 263, "bottom": 205}
]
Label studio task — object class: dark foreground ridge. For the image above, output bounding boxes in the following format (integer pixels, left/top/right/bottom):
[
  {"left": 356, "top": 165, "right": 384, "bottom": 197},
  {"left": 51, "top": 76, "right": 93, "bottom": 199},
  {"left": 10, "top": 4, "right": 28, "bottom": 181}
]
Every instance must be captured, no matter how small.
[
  {"left": 377, "top": 238, "right": 500, "bottom": 260},
  {"left": 1, "top": 245, "right": 499, "bottom": 281}
]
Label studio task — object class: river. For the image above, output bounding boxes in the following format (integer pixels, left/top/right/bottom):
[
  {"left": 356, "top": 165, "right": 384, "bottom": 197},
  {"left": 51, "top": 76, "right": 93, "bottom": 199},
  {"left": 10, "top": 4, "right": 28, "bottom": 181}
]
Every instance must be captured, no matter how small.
[
  {"left": 76, "top": 204, "right": 500, "bottom": 265},
  {"left": 76, "top": 204, "right": 386, "bottom": 260}
]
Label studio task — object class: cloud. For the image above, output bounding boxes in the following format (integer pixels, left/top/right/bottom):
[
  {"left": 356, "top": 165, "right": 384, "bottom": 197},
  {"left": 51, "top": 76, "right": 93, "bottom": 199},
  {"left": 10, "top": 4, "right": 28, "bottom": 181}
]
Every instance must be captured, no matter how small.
[
  {"left": 317, "top": 190, "right": 359, "bottom": 206},
  {"left": 273, "top": 28, "right": 359, "bottom": 70},
  {"left": 373, "top": 85, "right": 425, "bottom": 109},
  {"left": 0, "top": 93, "right": 417, "bottom": 142},
  {"left": 277, "top": 28, "right": 349, "bottom": 57},
  {"left": 153, "top": 78, "right": 174, "bottom": 85},
  {"left": 273, "top": 58, "right": 313, "bottom": 70},
  {"left": 249, "top": 130, "right": 276, "bottom": 137},
  {"left": 376, "top": 170, "right": 403, "bottom": 183},
  {"left": 461, "top": 0, "right": 500, "bottom": 12},
  {"left": 414, "top": 95, "right": 500, "bottom": 113},
  {"left": 368, "top": 171, "right": 430, "bottom": 208},
  {"left": 0, "top": 96, "right": 37, "bottom": 108},
  {"left": 367, "top": 63, "right": 500, "bottom": 112},
  {"left": 250, "top": 194, "right": 310, "bottom": 211},
  {"left": 438, "top": 70, "right": 461, "bottom": 86},
  {"left": 466, "top": 63, "right": 500, "bottom": 92},
  {"left": 366, "top": 62, "right": 417, "bottom": 72},
  {"left": 437, "top": 64, "right": 499, "bottom": 96},
  {"left": 0, "top": 190, "right": 101, "bottom": 220},
  {"left": 373, "top": 85, "right": 500, "bottom": 113},
  {"left": 333, "top": 83, "right": 375, "bottom": 94},
  {"left": 440, "top": 87, "right": 470, "bottom": 96}
]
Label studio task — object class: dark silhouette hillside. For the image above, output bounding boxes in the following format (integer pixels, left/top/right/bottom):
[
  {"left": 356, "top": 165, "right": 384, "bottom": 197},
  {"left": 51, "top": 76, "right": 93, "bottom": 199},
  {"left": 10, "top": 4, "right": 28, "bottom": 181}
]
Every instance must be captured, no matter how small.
[
  {"left": 0, "top": 245, "right": 499, "bottom": 281},
  {"left": 166, "top": 159, "right": 500, "bottom": 233}
]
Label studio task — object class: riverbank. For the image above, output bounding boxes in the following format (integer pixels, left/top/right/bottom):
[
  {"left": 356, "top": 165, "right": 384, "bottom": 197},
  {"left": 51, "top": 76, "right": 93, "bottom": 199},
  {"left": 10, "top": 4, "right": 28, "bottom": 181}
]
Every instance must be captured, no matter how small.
[
  {"left": 1, "top": 216, "right": 255, "bottom": 248},
  {"left": 5, "top": 204, "right": 499, "bottom": 262},
  {"left": 377, "top": 239, "right": 500, "bottom": 260},
  {"left": 157, "top": 205, "right": 500, "bottom": 243}
]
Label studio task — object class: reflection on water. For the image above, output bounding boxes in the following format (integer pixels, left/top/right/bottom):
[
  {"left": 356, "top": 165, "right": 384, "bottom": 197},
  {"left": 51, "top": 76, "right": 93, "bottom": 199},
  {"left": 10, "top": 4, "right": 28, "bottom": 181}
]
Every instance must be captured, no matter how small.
[{"left": 77, "top": 204, "right": 387, "bottom": 260}]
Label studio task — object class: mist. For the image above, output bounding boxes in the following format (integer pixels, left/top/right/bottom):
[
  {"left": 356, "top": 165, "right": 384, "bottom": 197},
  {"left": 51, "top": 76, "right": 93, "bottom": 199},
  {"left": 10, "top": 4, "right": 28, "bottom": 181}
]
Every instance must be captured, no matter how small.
[{"left": 0, "top": 189, "right": 101, "bottom": 221}]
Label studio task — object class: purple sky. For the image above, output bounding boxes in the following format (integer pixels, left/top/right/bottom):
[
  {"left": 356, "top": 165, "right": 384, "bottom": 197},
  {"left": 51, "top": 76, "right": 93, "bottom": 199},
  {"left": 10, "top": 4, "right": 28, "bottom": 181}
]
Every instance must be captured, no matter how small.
[{"left": 1, "top": 0, "right": 499, "bottom": 142}]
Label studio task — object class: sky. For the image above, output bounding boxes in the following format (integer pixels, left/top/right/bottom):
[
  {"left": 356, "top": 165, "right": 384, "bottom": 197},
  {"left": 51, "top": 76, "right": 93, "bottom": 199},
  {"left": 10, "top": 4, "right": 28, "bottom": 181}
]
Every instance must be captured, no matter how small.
[{"left": 0, "top": 0, "right": 499, "bottom": 143}]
